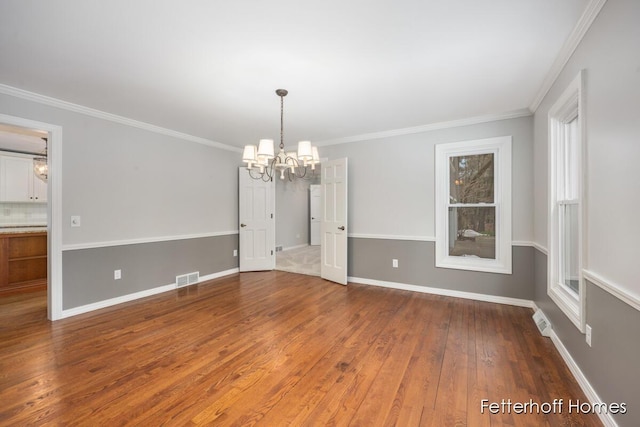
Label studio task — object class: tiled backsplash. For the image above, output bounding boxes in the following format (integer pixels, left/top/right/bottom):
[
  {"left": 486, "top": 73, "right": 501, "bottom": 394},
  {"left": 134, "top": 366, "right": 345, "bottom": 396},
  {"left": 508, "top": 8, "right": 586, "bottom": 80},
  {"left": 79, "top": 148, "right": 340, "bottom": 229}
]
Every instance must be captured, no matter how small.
[{"left": 0, "top": 202, "right": 47, "bottom": 227}]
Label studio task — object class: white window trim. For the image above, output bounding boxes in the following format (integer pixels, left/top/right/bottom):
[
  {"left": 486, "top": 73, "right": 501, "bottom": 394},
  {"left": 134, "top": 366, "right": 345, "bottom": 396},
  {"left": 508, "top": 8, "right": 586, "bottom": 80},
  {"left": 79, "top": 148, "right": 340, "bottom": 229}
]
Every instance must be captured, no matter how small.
[
  {"left": 548, "top": 70, "right": 586, "bottom": 332},
  {"left": 435, "top": 136, "right": 512, "bottom": 274}
]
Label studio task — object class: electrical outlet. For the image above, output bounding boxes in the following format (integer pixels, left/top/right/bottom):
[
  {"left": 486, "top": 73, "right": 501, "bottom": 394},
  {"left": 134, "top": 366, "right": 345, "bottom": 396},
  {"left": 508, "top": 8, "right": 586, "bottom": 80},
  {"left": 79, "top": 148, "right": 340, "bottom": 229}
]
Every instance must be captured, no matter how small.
[
  {"left": 233, "top": 249, "right": 238, "bottom": 257},
  {"left": 392, "top": 259, "right": 398, "bottom": 268},
  {"left": 114, "top": 269, "right": 122, "bottom": 280},
  {"left": 585, "top": 324, "right": 592, "bottom": 347}
]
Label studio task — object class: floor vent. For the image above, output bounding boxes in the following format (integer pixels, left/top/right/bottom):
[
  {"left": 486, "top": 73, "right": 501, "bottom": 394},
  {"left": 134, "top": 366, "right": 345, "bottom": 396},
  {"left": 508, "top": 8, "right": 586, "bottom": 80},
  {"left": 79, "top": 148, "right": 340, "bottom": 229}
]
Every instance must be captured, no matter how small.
[
  {"left": 176, "top": 271, "right": 200, "bottom": 288},
  {"left": 532, "top": 309, "right": 552, "bottom": 337}
]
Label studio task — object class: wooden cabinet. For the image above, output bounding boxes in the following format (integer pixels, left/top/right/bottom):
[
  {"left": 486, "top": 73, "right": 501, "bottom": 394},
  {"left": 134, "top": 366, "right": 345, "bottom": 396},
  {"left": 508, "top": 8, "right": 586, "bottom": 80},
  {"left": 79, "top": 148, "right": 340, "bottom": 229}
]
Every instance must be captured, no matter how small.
[
  {"left": 0, "top": 154, "right": 47, "bottom": 202},
  {"left": 0, "top": 232, "right": 47, "bottom": 296}
]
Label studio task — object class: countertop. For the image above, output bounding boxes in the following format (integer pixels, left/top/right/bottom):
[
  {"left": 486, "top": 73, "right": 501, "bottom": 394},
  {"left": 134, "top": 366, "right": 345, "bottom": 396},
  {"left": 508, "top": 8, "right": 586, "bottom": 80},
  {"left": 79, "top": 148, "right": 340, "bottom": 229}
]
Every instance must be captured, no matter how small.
[{"left": 0, "top": 226, "right": 48, "bottom": 234}]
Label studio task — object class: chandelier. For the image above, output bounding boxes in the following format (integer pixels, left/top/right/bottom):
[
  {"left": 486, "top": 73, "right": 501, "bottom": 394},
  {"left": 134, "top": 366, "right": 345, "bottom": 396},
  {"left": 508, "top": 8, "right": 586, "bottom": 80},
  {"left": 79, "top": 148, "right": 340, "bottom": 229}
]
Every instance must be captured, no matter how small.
[
  {"left": 33, "top": 137, "right": 48, "bottom": 183},
  {"left": 242, "top": 89, "right": 319, "bottom": 181}
]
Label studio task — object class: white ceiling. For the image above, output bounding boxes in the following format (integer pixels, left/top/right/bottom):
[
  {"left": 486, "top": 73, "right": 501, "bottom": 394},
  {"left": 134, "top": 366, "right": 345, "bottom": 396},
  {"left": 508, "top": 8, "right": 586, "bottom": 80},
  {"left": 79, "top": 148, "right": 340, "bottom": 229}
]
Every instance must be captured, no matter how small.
[{"left": 0, "top": 0, "right": 588, "bottom": 149}]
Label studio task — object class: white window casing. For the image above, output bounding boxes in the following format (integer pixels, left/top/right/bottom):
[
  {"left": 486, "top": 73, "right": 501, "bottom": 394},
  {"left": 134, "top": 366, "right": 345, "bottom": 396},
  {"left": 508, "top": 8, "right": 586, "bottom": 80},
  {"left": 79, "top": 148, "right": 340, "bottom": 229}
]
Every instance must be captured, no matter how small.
[
  {"left": 548, "top": 70, "right": 586, "bottom": 332},
  {"left": 435, "top": 136, "right": 512, "bottom": 274}
]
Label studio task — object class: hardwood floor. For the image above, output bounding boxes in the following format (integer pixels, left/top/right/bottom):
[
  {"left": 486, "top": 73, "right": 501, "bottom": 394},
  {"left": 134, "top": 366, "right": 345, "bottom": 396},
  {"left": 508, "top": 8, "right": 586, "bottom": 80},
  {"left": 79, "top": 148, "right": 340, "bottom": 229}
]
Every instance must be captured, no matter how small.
[{"left": 0, "top": 271, "right": 602, "bottom": 426}]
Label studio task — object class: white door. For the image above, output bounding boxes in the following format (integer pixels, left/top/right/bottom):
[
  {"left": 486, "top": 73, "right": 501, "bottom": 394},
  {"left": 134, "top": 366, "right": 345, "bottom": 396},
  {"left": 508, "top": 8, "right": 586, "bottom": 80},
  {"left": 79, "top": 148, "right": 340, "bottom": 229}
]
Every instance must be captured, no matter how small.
[
  {"left": 239, "top": 168, "right": 275, "bottom": 272},
  {"left": 321, "top": 158, "right": 348, "bottom": 285},
  {"left": 310, "top": 185, "right": 321, "bottom": 246}
]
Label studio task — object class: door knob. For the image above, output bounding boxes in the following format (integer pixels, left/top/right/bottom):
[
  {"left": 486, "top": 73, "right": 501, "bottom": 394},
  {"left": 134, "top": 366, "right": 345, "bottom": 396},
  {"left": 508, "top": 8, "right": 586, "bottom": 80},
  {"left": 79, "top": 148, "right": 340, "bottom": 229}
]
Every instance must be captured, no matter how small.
[
  {"left": 338, "top": 226, "right": 345, "bottom": 231},
  {"left": 240, "top": 223, "right": 247, "bottom": 227}
]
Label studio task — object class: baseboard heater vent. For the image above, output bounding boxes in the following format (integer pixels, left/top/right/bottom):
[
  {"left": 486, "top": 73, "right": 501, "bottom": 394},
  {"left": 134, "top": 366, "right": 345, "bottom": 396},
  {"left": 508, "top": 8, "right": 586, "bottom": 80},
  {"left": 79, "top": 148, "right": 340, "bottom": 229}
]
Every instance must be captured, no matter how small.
[
  {"left": 176, "top": 271, "right": 200, "bottom": 288},
  {"left": 532, "top": 309, "right": 552, "bottom": 337}
]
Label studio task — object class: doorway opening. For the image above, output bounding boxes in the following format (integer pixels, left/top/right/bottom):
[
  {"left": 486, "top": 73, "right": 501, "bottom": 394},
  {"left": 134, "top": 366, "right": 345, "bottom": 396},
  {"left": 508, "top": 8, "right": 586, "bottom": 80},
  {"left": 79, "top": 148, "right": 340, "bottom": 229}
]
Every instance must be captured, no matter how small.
[
  {"left": 239, "top": 158, "right": 348, "bottom": 285},
  {"left": 0, "top": 123, "right": 48, "bottom": 304},
  {"left": 274, "top": 176, "right": 320, "bottom": 276},
  {"left": 0, "top": 113, "right": 62, "bottom": 320}
]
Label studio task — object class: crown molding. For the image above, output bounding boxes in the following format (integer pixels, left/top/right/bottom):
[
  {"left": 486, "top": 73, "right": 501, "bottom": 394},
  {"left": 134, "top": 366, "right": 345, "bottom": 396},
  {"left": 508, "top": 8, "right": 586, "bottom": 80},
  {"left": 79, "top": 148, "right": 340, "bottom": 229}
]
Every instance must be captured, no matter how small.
[
  {"left": 0, "top": 84, "right": 241, "bottom": 153},
  {"left": 529, "top": 0, "right": 607, "bottom": 112},
  {"left": 315, "top": 108, "right": 531, "bottom": 147}
]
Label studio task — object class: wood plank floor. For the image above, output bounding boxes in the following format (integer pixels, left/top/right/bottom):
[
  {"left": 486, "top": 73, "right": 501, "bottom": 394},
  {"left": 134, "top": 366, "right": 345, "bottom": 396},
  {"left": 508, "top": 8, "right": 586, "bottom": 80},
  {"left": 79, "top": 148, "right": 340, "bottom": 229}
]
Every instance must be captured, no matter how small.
[{"left": 0, "top": 271, "right": 602, "bottom": 426}]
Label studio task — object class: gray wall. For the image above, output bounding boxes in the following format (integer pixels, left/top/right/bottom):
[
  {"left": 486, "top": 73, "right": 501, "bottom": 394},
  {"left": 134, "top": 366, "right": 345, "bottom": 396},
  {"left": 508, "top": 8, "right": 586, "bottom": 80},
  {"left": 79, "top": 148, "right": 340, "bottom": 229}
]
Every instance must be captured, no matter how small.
[
  {"left": 530, "top": 1, "right": 640, "bottom": 424},
  {"left": 320, "top": 115, "right": 533, "bottom": 242},
  {"left": 317, "top": 115, "right": 534, "bottom": 300},
  {"left": 0, "top": 93, "right": 240, "bottom": 245},
  {"left": 534, "top": 249, "right": 639, "bottom": 427},
  {"left": 0, "top": 91, "right": 241, "bottom": 311},
  {"left": 350, "top": 238, "right": 534, "bottom": 300},
  {"left": 533, "top": 0, "right": 639, "bottom": 295},
  {"left": 63, "top": 234, "right": 238, "bottom": 309}
]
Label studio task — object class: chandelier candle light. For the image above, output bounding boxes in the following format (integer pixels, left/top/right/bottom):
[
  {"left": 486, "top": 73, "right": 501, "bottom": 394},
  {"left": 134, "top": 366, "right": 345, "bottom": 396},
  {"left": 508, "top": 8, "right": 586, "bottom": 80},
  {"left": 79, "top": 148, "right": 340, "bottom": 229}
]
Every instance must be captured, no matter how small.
[
  {"left": 33, "top": 137, "right": 48, "bottom": 183},
  {"left": 242, "top": 89, "right": 320, "bottom": 181}
]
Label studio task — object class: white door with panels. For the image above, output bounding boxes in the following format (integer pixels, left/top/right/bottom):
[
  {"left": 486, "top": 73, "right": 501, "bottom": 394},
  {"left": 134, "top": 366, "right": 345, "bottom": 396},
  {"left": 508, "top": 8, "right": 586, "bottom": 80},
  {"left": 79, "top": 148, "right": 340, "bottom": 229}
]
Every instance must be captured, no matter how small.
[
  {"left": 310, "top": 184, "right": 321, "bottom": 246},
  {"left": 321, "top": 158, "right": 348, "bottom": 285},
  {"left": 238, "top": 167, "right": 275, "bottom": 272}
]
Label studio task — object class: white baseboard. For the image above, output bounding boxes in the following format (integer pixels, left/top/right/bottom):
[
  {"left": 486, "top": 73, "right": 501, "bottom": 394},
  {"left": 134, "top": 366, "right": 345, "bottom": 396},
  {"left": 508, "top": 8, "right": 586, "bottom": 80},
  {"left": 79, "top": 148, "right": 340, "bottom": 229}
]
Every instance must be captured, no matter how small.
[
  {"left": 348, "top": 276, "right": 534, "bottom": 308},
  {"left": 59, "top": 268, "right": 239, "bottom": 319},
  {"left": 548, "top": 328, "right": 618, "bottom": 427}
]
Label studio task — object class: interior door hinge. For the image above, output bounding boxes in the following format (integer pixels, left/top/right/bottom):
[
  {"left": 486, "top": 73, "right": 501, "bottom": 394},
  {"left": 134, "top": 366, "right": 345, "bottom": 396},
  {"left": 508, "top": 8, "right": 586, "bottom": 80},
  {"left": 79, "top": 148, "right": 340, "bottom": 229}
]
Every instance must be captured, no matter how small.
[
  {"left": 271, "top": 250, "right": 274, "bottom": 256},
  {"left": 271, "top": 213, "right": 274, "bottom": 219}
]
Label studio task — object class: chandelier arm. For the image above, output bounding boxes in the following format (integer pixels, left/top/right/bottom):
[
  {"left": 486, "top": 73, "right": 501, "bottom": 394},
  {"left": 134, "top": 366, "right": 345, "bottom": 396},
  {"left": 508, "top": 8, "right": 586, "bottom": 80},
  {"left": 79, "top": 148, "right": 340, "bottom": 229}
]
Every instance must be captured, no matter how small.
[{"left": 247, "top": 165, "right": 274, "bottom": 182}]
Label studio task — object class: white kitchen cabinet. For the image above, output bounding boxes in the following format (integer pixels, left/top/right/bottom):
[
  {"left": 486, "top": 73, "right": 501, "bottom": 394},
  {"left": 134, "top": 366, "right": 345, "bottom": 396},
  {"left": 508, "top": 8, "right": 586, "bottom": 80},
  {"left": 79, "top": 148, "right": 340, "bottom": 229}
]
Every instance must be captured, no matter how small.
[{"left": 0, "top": 154, "right": 47, "bottom": 203}]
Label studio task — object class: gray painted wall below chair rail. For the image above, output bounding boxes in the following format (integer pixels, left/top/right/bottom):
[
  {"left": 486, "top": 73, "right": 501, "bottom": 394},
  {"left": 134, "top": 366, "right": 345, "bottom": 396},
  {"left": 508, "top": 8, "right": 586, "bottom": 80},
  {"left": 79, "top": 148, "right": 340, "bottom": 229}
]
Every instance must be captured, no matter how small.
[
  {"left": 62, "top": 234, "right": 238, "bottom": 310},
  {"left": 348, "top": 238, "right": 534, "bottom": 300},
  {"left": 533, "top": 249, "right": 639, "bottom": 427}
]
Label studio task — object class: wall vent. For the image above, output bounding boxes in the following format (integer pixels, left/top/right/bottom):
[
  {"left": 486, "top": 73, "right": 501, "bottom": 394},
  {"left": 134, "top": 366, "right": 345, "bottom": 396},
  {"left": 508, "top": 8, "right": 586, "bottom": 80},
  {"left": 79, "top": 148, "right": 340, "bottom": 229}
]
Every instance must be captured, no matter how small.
[
  {"left": 176, "top": 271, "right": 200, "bottom": 288},
  {"left": 532, "top": 310, "right": 552, "bottom": 337}
]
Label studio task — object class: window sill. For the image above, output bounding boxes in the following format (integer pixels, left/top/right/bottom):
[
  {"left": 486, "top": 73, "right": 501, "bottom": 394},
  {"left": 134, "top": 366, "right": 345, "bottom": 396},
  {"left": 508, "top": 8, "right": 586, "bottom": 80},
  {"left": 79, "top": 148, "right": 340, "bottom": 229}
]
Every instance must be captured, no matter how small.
[
  {"left": 436, "top": 257, "right": 512, "bottom": 275},
  {"left": 548, "top": 283, "right": 584, "bottom": 332}
]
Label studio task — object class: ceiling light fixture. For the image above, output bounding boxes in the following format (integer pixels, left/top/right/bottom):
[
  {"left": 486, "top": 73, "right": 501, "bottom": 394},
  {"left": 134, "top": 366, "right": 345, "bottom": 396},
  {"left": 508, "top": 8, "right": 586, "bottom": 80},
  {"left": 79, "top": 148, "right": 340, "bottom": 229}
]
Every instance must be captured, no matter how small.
[
  {"left": 33, "top": 137, "right": 48, "bottom": 183},
  {"left": 242, "top": 89, "right": 319, "bottom": 181}
]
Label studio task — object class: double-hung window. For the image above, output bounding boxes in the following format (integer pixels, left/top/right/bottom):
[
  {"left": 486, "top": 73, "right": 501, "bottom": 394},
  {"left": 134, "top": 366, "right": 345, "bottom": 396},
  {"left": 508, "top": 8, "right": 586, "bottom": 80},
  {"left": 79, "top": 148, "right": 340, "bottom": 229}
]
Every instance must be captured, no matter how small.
[
  {"left": 548, "top": 71, "right": 585, "bottom": 330},
  {"left": 435, "top": 136, "right": 512, "bottom": 274}
]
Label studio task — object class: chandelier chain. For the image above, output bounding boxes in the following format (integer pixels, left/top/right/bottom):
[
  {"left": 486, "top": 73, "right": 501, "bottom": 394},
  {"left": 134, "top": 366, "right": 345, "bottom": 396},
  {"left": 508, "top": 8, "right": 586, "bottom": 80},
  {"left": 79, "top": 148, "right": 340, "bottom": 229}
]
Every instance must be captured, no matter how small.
[{"left": 280, "top": 93, "right": 285, "bottom": 150}]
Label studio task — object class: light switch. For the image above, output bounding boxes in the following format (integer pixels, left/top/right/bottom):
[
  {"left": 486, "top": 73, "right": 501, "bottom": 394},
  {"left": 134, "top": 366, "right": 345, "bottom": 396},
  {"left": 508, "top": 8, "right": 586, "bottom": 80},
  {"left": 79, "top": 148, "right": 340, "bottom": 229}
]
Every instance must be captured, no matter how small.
[{"left": 71, "top": 216, "right": 81, "bottom": 227}]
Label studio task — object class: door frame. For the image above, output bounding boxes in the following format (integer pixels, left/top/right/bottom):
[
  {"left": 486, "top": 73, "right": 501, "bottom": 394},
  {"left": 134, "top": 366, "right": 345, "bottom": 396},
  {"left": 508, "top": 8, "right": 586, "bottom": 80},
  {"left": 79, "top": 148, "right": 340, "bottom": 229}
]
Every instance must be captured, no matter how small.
[{"left": 309, "top": 184, "right": 321, "bottom": 246}]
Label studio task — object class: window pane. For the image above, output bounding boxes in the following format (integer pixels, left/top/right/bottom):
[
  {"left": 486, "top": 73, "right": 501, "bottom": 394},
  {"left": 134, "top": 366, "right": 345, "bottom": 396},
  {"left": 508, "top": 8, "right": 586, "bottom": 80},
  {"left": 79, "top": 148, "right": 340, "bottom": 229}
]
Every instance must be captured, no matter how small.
[
  {"left": 562, "top": 203, "right": 579, "bottom": 295},
  {"left": 449, "top": 154, "right": 494, "bottom": 203},
  {"left": 565, "top": 117, "right": 579, "bottom": 200},
  {"left": 448, "top": 207, "right": 495, "bottom": 259}
]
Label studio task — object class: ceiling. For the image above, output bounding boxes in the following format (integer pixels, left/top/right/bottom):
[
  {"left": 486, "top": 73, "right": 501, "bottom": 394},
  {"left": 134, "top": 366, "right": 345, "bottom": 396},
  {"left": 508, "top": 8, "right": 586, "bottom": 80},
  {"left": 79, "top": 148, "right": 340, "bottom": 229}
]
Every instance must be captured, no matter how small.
[{"left": 0, "top": 0, "right": 588, "bottom": 149}]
